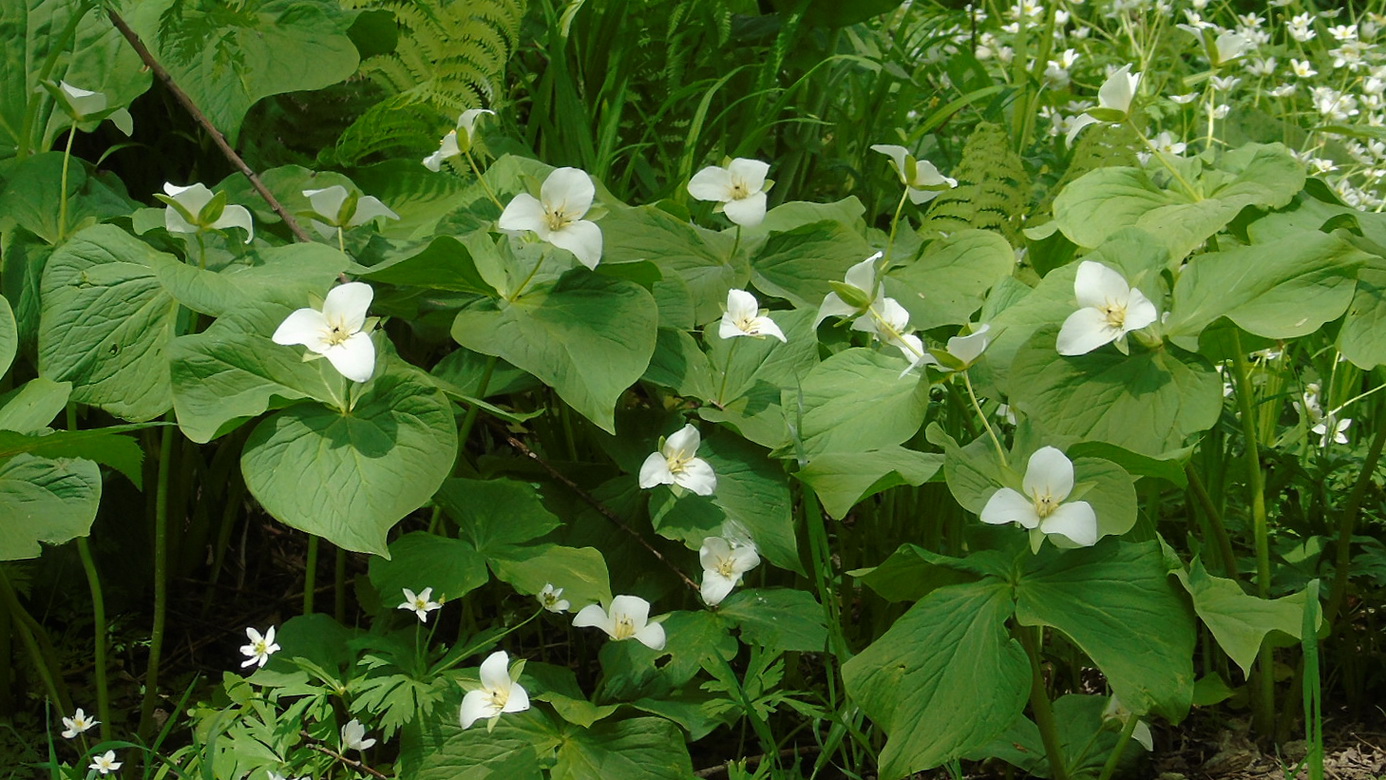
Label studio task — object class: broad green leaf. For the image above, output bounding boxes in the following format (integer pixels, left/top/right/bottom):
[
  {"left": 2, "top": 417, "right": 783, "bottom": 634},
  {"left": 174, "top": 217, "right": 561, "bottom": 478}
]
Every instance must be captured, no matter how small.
[
  {"left": 488, "top": 544, "right": 612, "bottom": 611},
  {"left": 1, "top": 227, "right": 54, "bottom": 351},
  {"left": 1167, "top": 231, "right": 1366, "bottom": 351},
  {"left": 525, "top": 663, "right": 620, "bottom": 729},
  {"left": 1009, "top": 330, "right": 1222, "bottom": 457},
  {"left": 752, "top": 220, "right": 873, "bottom": 308},
  {"left": 843, "top": 580, "right": 1030, "bottom": 779},
  {"left": 968, "top": 694, "right": 1128, "bottom": 779},
  {"left": 38, "top": 225, "right": 178, "bottom": 421},
  {"left": 127, "top": 0, "right": 360, "bottom": 141},
  {"left": 1172, "top": 558, "right": 1312, "bottom": 676},
  {"left": 1016, "top": 540, "right": 1196, "bottom": 720},
  {"left": 369, "top": 532, "right": 490, "bottom": 607},
  {"left": 0, "top": 294, "right": 15, "bottom": 377},
  {"left": 551, "top": 718, "right": 695, "bottom": 780},
  {"left": 350, "top": 158, "right": 476, "bottom": 240},
  {"left": 251, "top": 613, "right": 362, "bottom": 693},
  {"left": 0, "top": 425, "right": 147, "bottom": 488},
  {"left": 601, "top": 204, "right": 741, "bottom": 323},
  {"left": 360, "top": 235, "right": 493, "bottom": 294},
  {"left": 0, "top": 154, "right": 139, "bottom": 245},
  {"left": 759, "top": 197, "right": 866, "bottom": 233},
  {"left": 400, "top": 696, "right": 556, "bottom": 780},
  {"left": 1066, "top": 441, "right": 1190, "bottom": 487},
  {"left": 642, "top": 328, "right": 717, "bottom": 399},
  {"left": 240, "top": 362, "right": 458, "bottom": 556},
  {"left": 435, "top": 478, "right": 561, "bottom": 554},
  {"left": 0, "top": 453, "right": 101, "bottom": 560},
  {"left": 886, "top": 230, "right": 1016, "bottom": 331},
  {"left": 796, "top": 447, "right": 943, "bottom": 519},
  {"left": 718, "top": 588, "right": 828, "bottom": 653},
  {"left": 451, "top": 270, "right": 659, "bottom": 433},
  {"left": 151, "top": 242, "right": 358, "bottom": 317},
  {"left": 1339, "top": 268, "right": 1386, "bottom": 368},
  {"left": 699, "top": 308, "right": 818, "bottom": 449},
  {"left": 169, "top": 305, "right": 348, "bottom": 443},
  {"left": 790, "top": 348, "right": 929, "bottom": 457},
  {"left": 0, "top": 378, "right": 70, "bottom": 433},
  {"left": 854, "top": 544, "right": 1009, "bottom": 603},
  {"left": 928, "top": 424, "right": 1005, "bottom": 515},
  {"left": 599, "top": 611, "right": 736, "bottom": 700}
]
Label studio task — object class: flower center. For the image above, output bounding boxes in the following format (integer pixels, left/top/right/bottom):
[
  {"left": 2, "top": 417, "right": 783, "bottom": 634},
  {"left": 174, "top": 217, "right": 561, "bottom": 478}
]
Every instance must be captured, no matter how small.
[
  {"left": 613, "top": 615, "right": 637, "bottom": 640},
  {"left": 253, "top": 640, "right": 268, "bottom": 655},
  {"left": 488, "top": 687, "right": 509, "bottom": 710},
  {"left": 666, "top": 452, "right": 693, "bottom": 475},
  {"left": 729, "top": 179, "right": 750, "bottom": 200},
  {"left": 716, "top": 558, "right": 739, "bottom": 578},
  {"left": 325, "top": 317, "right": 354, "bottom": 347},
  {"left": 1100, "top": 302, "right": 1127, "bottom": 330},
  {"left": 544, "top": 204, "right": 573, "bottom": 232},
  {"left": 1032, "top": 491, "right": 1059, "bottom": 519}
]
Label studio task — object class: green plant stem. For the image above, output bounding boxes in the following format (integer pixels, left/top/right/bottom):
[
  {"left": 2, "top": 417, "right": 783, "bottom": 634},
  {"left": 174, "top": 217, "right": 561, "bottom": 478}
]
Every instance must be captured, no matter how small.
[
  {"left": 801, "top": 487, "right": 849, "bottom": 661},
  {"left": 304, "top": 535, "right": 319, "bottom": 615},
  {"left": 1325, "top": 394, "right": 1386, "bottom": 626},
  {"left": 963, "top": 370, "right": 1007, "bottom": 467},
  {"left": 1096, "top": 715, "right": 1139, "bottom": 780},
  {"left": 1230, "top": 333, "right": 1275, "bottom": 735},
  {"left": 57, "top": 125, "right": 76, "bottom": 241},
  {"left": 335, "top": 545, "right": 347, "bottom": 623},
  {"left": 728, "top": 224, "right": 742, "bottom": 262},
  {"left": 1184, "top": 465, "right": 1238, "bottom": 579},
  {"left": 17, "top": 1, "right": 94, "bottom": 158},
  {"left": 716, "top": 337, "right": 741, "bottom": 407},
  {"left": 465, "top": 150, "right": 503, "bottom": 211},
  {"left": 1017, "top": 625, "right": 1069, "bottom": 780},
  {"left": 138, "top": 426, "right": 175, "bottom": 740},
  {"left": 882, "top": 188, "right": 909, "bottom": 267},
  {"left": 76, "top": 537, "right": 111, "bottom": 738},
  {"left": 458, "top": 355, "right": 498, "bottom": 452},
  {"left": 0, "top": 568, "right": 71, "bottom": 714}
]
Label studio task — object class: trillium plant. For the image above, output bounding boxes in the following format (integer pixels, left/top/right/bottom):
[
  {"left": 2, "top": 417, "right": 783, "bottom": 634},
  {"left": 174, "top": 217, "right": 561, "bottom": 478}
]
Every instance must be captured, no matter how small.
[
  {"left": 981, "top": 446, "right": 1099, "bottom": 550},
  {"left": 272, "top": 282, "right": 379, "bottom": 384},
  {"left": 1056, "top": 261, "right": 1158, "bottom": 356},
  {"left": 639, "top": 424, "right": 717, "bottom": 496},
  {"left": 572, "top": 595, "right": 667, "bottom": 650},
  {"left": 688, "top": 158, "right": 772, "bottom": 227},
  {"left": 459, "top": 651, "right": 530, "bottom": 731},
  {"left": 497, "top": 166, "right": 603, "bottom": 269}
]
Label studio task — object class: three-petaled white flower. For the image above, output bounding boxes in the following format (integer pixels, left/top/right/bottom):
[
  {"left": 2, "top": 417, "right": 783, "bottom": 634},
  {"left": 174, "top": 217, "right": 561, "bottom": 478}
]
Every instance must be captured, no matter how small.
[
  {"left": 303, "top": 186, "right": 399, "bottom": 241},
  {"left": 459, "top": 650, "right": 530, "bottom": 730},
  {"left": 572, "top": 595, "right": 667, "bottom": 650},
  {"left": 61, "top": 707, "right": 98, "bottom": 739},
  {"left": 980, "top": 446, "right": 1098, "bottom": 548},
  {"left": 639, "top": 424, "right": 717, "bottom": 496},
  {"left": 423, "top": 108, "right": 495, "bottom": 171},
  {"left": 688, "top": 158, "right": 772, "bottom": 227},
  {"left": 398, "top": 587, "right": 442, "bottom": 622},
  {"left": 47, "top": 81, "right": 133, "bottom": 134},
  {"left": 272, "top": 282, "right": 377, "bottom": 383},
  {"left": 239, "top": 625, "right": 281, "bottom": 668},
  {"left": 904, "top": 323, "right": 994, "bottom": 377},
  {"left": 341, "top": 719, "right": 376, "bottom": 752},
  {"left": 1067, "top": 65, "right": 1142, "bottom": 144},
  {"left": 817, "top": 253, "right": 885, "bottom": 326},
  {"left": 498, "top": 167, "right": 603, "bottom": 269},
  {"left": 158, "top": 183, "right": 255, "bottom": 243},
  {"left": 870, "top": 145, "right": 958, "bottom": 204},
  {"left": 699, "top": 537, "right": 760, "bottom": 606},
  {"left": 89, "top": 750, "right": 121, "bottom": 775},
  {"left": 1056, "top": 261, "right": 1157, "bottom": 356},
  {"left": 720, "top": 289, "right": 787, "bottom": 342},
  {"left": 538, "top": 583, "right": 570, "bottom": 613}
]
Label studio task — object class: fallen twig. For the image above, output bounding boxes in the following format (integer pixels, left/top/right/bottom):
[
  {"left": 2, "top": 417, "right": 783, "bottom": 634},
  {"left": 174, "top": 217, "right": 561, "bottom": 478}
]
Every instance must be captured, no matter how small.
[{"left": 301, "top": 732, "right": 392, "bottom": 780}]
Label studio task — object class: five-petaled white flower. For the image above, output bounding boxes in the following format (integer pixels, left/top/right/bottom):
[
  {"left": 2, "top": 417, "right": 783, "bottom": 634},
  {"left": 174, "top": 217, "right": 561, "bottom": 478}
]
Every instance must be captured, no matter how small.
[
  {"left": 423, "top": 108, "right": 495, "bottom": 171},
  {"left": 1067, "top": 65, "right": 1142, "bottom": 144},
  {"left": 303, "top": 185, "right": 399, "bottom": 241},
  {"left": 272, "top": 282, "right": 377, "bottom": 383},
  {"left": 61, "top": 707, "right": 98, "bottom": 739},
  {"left": 497, "top": 167, "right": 603, "bottom": 269},
  {"left": 1313, "top": 415, "right": 1351, "bottom": 447},
  {"left": 158, "top": 182, "right": 255, "bottom": 243},
  {"left": 980, "top": 446, "right": 1098, "bottom": 548},
  {"left": 639, "top": 424, "right": 717, "bottom": 496},
  {"left": 341, "top": 719, "right": 377, "bottom": 752},
  {"left": 1056, "top": 261, "right": 1158, "bottom": 356},
  {"left": 572, "top": 595, "right": 667, "bottom": 650},
  {"left": 459, "top": 650, "right": 530, "bottom": 730},
  {"left": 240, "top": 625, "right": 281, "bottom": 668},
  {"left": 870, "top": 145, "right": 958, "bottom": 204},
  {"left": 398, "top": 587, "right": 443, "bottom": 622},
  {"left": 538, "top": 583, "right": 570, "bottom": 613},
  {"left": 699, "top": 537, "right": 761, "bottom": 606},
  {"left": 720, "top": 289, "right": 787, "bottom": 342},
  {"left": 89, "top": 750, "right": 121, "bottom": 776},
  {"left": 687, "top": 158, "right": 771, "bottom": 227}
]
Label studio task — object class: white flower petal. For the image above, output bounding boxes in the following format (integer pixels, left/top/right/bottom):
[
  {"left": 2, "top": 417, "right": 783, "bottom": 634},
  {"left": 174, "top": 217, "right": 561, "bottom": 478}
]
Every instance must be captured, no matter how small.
[
  {"left": 699, "top": 537, "right": 732, "bottom": 571},
  {"left": 164, "top": 182, "right": 214, "bottom": 214},
  {"left": 634, "top": 621, "right": 666, "bottom": 651},
  {"left": 1023, "top": 446, "right": 1075, "bottom": 502},
  {"left": 272, "top": 308, "right": 331, "bottom": 349},
  {"left": 1057, "top": 307, "right": 1121, "bottom": 356},
  {"left": 458, "top": 108, "right": 494, "bottom": 135},
  {"left": 725, "top": 289, "right": 759, "bottom": 322},
  {"left": 304, "top": 186, "right": 349, "bottom": 223},
  {"left": 478, "top": 651, "right": 511, "bottom": 692},
  {"left": 547, "top": 219, "right": 603, "bottom": 269},
  {"left": 754, "top": 315, "right": 787, "bottom": 343},
  {"left": 727, "top": 158, "right": 771, "bottom": 191},
  {"left": 722, "top": 191, "right": 767, "bottom": 227},
  {"left": 981, "top": 487, "right": 1040, "bottom": 529},
  {"left": 729, "top": 545, "right": 761, "bottom": 572},
  {"left": 497, "top": 193, "right": 547, "bottom": 233},
  {"left": 210, "top": 204, "right": 255, "bottom": 243},
  {"left": 1040, "top": 500, "right": 1099, "bottom": 546},
  {"left": 815, "top": 292, "right": 859, "bottom": 327},
  {"left": 459, "top": 689, "right": 491, "bottom": 729},
  {"left": 1123, "top": 288, "right": 1159, "bottom": 332},
  {"left": 609, "top": 594, "right": 651, "bottom": 627},
  {"left": 674, "top": 457, "right": 717, "bottom": 496},
  {"left": 502, "top": 681, "right": 530, "bottom": 713},
  {"left": 322, "top": 333, "right": 376, "bottom": 383},
  {"left": 870, "top": 144, "right": 911, "bottom": 182},
  {"left": 322, "top": 282, "right": 374, "bottom": 333},
  {"left": 688, "top": 166, "right": 734, "bottom": 201},
  {"left": 348, "top": 196, "right": 399, "bottom": 228},
  {"left": 947, "top": 324, "right": 991, "bottom": 365},
  {"left": 1074, "top": 261, "right": 1132, "bottom": 309},
  {"left": 639, "top": 451, "right": 674, "bottom": 488},
  {"left": 701, "top": 570, "right": 738, "bottom": 606},
  {"left": 843, "top": 253, "right": 881, "bottom": 293},
  {"left": 572, "top": 603, "right": 611, "bottom": 633},
  {"left": 664, "top": 424, "right": 701, "bottom": 459},
  {"left": 540, "top": 167, "right": 595, "bottom": 218}
]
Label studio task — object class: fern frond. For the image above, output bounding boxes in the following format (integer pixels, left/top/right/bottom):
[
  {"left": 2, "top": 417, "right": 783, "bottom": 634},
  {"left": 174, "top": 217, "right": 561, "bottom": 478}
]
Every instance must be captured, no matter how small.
[{"left": 919, "top": 122, "right": 1031, "bottom": 244}]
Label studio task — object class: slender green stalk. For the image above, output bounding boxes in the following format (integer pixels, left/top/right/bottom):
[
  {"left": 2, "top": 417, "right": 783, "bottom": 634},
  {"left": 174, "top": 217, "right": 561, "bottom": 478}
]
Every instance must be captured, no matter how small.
[
  {"left": 1302, "top": 580, "right": 1324, "bottom": 780},
  {"left": 465, "top": 149, "right": 503, "bottom": 211},
  {"left": 716, "top": 337, "right": 741, "bottom": 407},
  {"left": 1184, "top": 465, "right": 1238, "bottom": 580},
  {"left": 334, "top": 546, "right": 348, "bottom": 624},
  {"left": 57, "top": 126, "right": 76, "bottom": 241},
  {"left": 1229, "top": 333, "right": 1275, "bottom": 735},
  {"left": 881, "top": 188, "right": 909, "bottom": 268},
  {"left": 457, "top": 355, "right": 499, "bottom": 452},
  {"left": 16, "top": 1, "right": 94, "bottom": 158},
  {"left": 304, "top": 535, "right": 319, "bottom": 615},
  {"left": 76, "top": 538, "right": 111, "bottom": 738},
  {"left": 0, "top": 568, "right": 71, "bottom": 714},
  {"left": 1017, "top": 625, "right": 1069, "bottom": 780},
  {"left": 1326, "top": 394, "right": 1386, "bottom": 626},
  {"left": 138, "top": 426, "right": 175, "bottom": 740},
  {"left": 728, "top": 224, "right": 742, "bottom": 263},
  {"left": 1096, "top": 715, "right": 1139, "bottom": 780},
  {"left": 801, "top": 487, "right": 849, "bottom": 662},
  {"left": 963, "top": 371, "right": 1008, "bottom": 467}
]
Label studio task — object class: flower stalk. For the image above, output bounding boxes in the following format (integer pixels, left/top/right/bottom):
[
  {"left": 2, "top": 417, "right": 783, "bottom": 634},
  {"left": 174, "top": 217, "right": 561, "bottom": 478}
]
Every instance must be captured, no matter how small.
[
  {"left": 138, "top": 425, "right": 175, "bottom": 740},
  {"left": 1017, "top": 625, "right": 1070, "bottom": 780}
]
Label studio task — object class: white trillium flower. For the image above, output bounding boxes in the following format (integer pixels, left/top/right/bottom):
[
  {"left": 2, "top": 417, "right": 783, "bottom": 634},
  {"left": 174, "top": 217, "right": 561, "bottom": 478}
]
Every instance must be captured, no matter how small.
[
  {"left": 272, "top": 282, "right": 377, "bottom": 384},
  {"left": 572, "top": 595, "right": 667, "bottom": 650},
  {"left": 980, "top": 446, "right": 1099, "bottom": 548},
  {"left": 497, "top": 167, "right": 603, "bottom": 269},
  {"left": 920, "top": 324, "right": 993, "bottom": 375},
  {"left": 239, "top": 625, "right": 281, "bottom": 669},
  {"left": 1067, "top": 65, "right": 1142, "bottom": 144},
  {"left": 89, "top": 750, "right": 121, "bottom": 776},
  {"left": 341, "top": 718, "right": 377, "bottom": 751},
  {"left": 538, "top": 583, "right": 570, "bottom": 613},
  {"left": 639, "top": 424, "right": 717, "bottom": 496},
  {"left": 303, "top": 185, "right": 400, "bottom": 240},
  {"left": 398, "top": 587, "right": 443, "bottom": 622},
  {"left": 699, "top": 536, "right": 760, "bottom": 606},
  {"left": 720, "top": 289, "right": 786, "bottom": 342},
  {"left": 423, "top": 108, "right": 495, "bottom": 171},
  {"left": 870, "top": 144, "right": 958, "bottom": 204},
  {"left": 58, "top": 81, "right": 107, "bottom": 119},
  {"left": 688, "top": 158, "right": 771, "bottom": 227},
  {"left": 816, "top": 252, "right": 885, "bottom": 326},
  {"left": 1056, "top": 261, "right": 1158, "bottom": 356},
  {"left": 61, "top": 707, "right": 98, "bottom": 739},
  {"left": 896, "top": 333, "right": 941, "bottom": 378},
  {"left": 159, "top": 182, "right": 255, "bottom": 243},
  {"left": 460, "top": 650, "right": 530, "bottom": 730}
]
